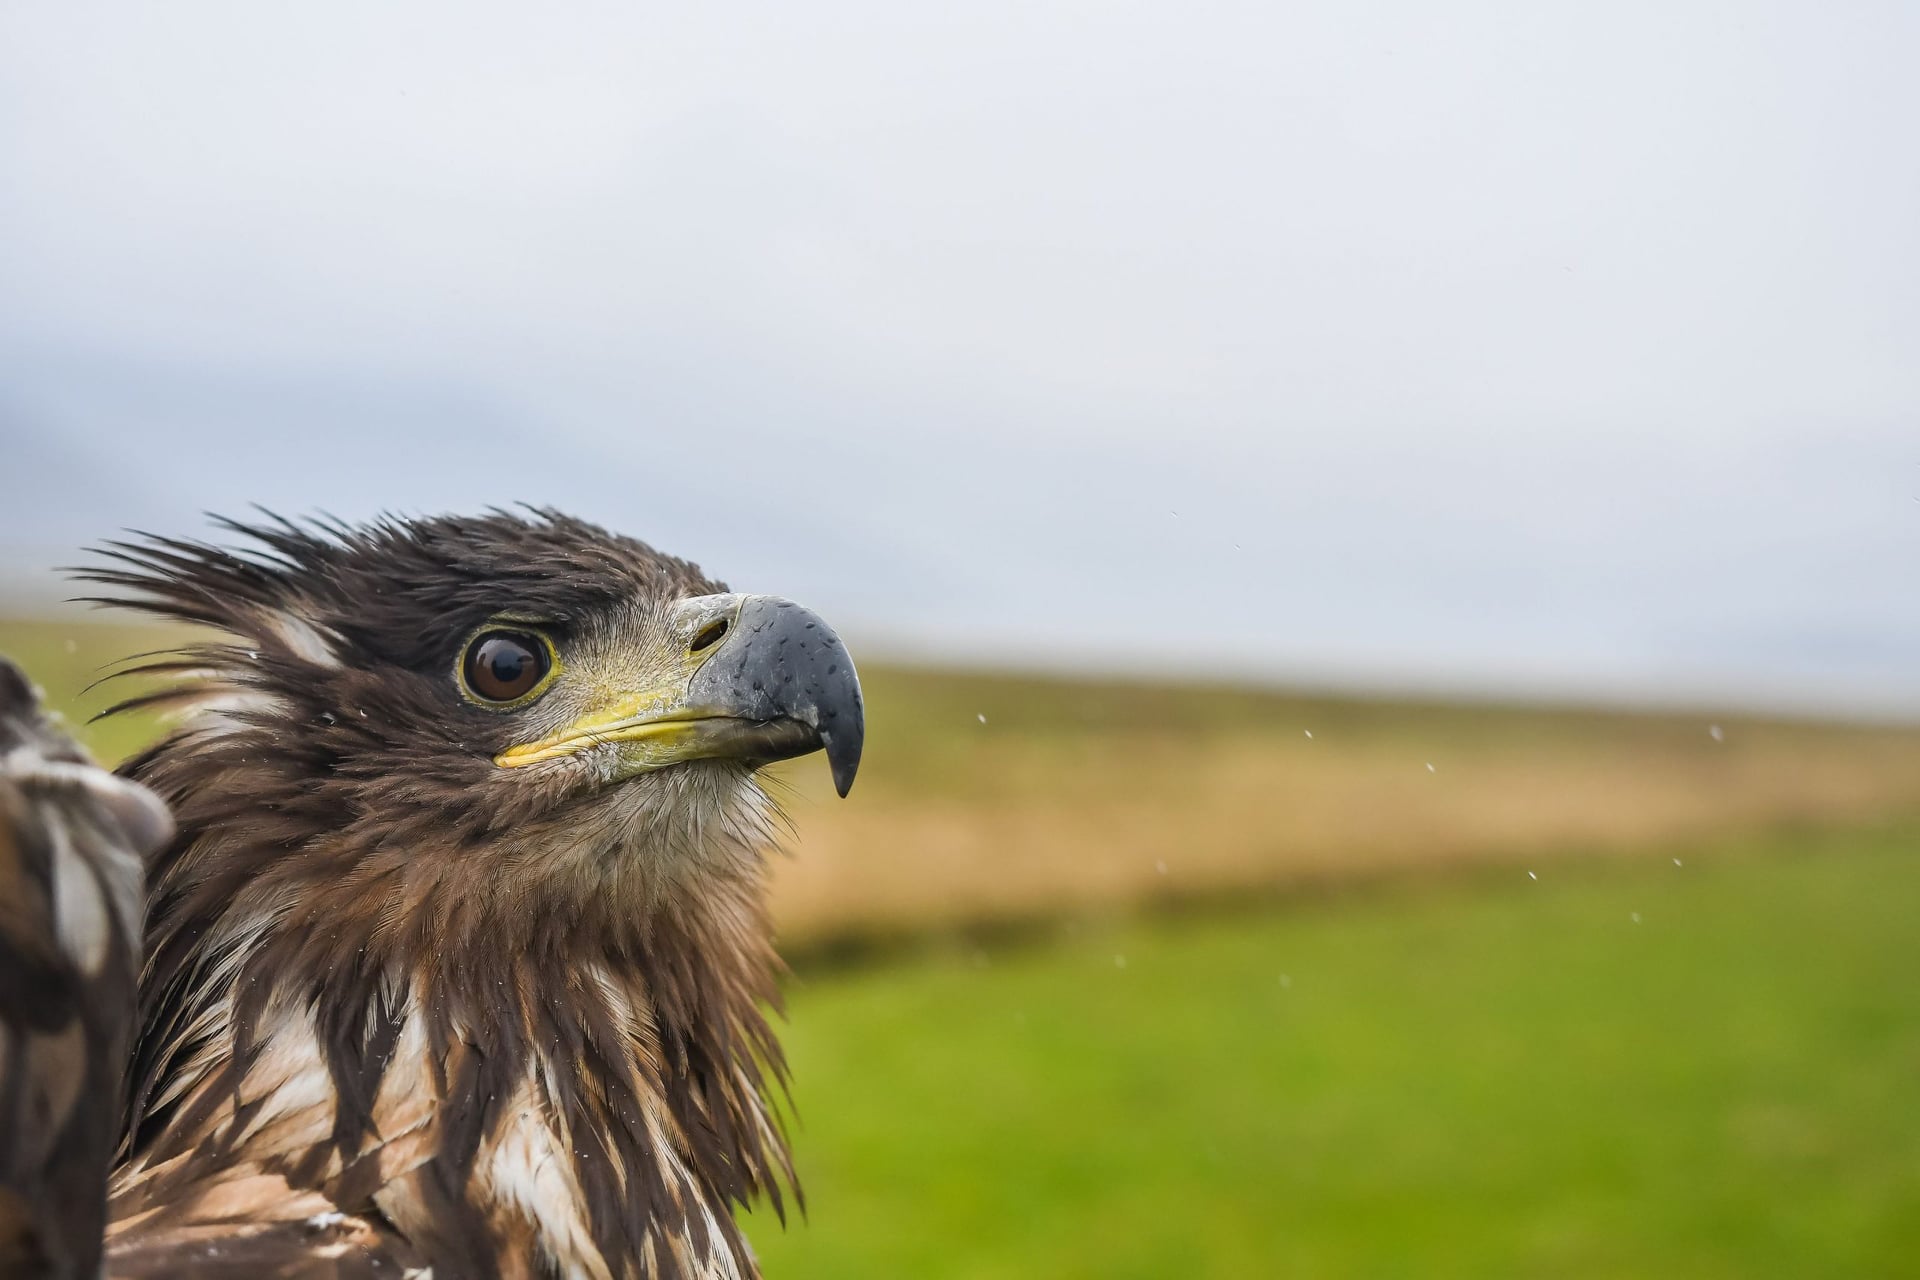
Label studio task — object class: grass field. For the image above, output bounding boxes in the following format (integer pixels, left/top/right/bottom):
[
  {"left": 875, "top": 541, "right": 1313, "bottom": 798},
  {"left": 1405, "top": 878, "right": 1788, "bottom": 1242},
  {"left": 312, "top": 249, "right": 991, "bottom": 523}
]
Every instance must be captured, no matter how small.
[
  {"left": 5, "top": 616, "right": 1918, "bottom": 1274},
  {"left": 7, "top": 616, "right": 1920, "bottom": 943},
  {"left": 754, "top": 824, "right": 1920, "bottom": 1278}
]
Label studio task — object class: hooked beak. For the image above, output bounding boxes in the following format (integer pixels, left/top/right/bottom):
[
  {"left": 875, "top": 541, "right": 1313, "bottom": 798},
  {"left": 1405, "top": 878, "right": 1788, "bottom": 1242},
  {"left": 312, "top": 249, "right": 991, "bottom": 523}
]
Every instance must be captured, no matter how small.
[{"left": 493, "top": 595, "right": 865, "bottom": 797}]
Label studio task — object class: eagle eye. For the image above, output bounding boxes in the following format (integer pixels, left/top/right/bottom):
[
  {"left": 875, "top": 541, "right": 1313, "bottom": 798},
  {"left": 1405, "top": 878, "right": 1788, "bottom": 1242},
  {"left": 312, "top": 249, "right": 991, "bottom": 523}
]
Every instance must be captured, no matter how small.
[{"left": 460, "top": 629, "right": 555, "bottom": 705}]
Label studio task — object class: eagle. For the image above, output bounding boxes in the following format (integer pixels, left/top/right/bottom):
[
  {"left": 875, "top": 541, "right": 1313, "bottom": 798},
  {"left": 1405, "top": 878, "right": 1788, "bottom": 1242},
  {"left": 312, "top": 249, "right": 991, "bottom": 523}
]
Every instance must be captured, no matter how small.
[{"left": 0, "top": 510, "right": 865, "bottom": 1279}]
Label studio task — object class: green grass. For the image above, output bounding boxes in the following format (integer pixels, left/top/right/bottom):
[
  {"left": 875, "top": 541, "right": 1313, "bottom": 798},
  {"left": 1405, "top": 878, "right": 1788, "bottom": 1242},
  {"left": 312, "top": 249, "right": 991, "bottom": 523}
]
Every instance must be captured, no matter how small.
[
  {"left": 0, "top": 617, "right": 185, "bottom": 764},
  {"left": 11, "top": 615, "right": 1920, "bottom": 942},
  {"left": 750, "top": 824, "right": 1920, "bottom": 1278},
  {"left": 7, "top": 615, "right": 1919, "bottom": 1273}
]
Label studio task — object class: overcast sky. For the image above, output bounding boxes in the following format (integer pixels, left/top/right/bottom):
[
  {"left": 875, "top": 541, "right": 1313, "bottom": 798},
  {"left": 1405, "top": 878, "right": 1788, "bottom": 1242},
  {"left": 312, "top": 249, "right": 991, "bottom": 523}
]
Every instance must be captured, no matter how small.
[{"left": 1, "top": 2, "right": 1915, "bottom": 712}]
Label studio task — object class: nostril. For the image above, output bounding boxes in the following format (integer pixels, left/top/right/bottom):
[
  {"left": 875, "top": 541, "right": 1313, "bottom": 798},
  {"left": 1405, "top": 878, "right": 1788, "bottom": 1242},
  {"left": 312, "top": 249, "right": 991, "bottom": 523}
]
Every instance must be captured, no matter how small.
[{"left": 690, "top": 618, "right": 730, "bottom": 654}]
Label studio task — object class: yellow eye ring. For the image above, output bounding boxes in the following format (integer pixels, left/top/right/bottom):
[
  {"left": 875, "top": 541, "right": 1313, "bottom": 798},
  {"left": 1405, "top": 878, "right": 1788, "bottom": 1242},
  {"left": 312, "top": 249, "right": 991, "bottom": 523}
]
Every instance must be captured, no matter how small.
[{"left": 456, "top": 625, "right": 562, "bottom": 709}]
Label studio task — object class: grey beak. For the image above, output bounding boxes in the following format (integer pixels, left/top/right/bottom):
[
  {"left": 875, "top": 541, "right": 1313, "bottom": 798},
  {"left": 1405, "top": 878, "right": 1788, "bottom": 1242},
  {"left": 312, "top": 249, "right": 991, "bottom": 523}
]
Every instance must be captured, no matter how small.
[{"left": 686, "top": 596, "right": 866, "bottom": 796}]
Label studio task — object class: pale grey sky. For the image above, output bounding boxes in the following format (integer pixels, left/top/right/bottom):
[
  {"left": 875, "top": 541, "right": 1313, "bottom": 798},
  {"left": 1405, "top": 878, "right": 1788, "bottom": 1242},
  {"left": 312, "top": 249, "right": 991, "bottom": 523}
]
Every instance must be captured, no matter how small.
[{"left": 2, "top": 2, "right": 1915, "bottom": 712}]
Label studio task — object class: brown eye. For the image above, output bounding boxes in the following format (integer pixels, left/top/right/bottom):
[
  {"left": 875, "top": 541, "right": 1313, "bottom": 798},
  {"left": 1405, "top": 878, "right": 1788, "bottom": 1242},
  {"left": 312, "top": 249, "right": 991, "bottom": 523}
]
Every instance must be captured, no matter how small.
[{"left": 462, "top": 630, "right": 553, "bottom": 704}]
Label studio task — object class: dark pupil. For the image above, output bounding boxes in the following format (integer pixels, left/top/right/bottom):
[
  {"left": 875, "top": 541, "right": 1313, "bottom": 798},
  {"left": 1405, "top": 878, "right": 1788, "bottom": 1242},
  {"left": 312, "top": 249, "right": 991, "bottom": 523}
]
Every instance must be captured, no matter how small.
[
  {"left": 488, "top": 645, "right": 527, "bottom": 683},
  {"left": 468, "top": 633, "right": 544, "bottom": 700}
]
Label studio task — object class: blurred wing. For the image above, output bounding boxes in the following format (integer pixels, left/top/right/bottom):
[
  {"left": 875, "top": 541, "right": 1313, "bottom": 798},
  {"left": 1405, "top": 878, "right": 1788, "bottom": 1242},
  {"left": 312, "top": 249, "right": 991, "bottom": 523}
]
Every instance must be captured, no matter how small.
[
  {"left": 0, "top": 658, "right": 418, "bottom": 1279},
  {"left": 0, "top": 656, "right": 169, "bottom": 1279}
]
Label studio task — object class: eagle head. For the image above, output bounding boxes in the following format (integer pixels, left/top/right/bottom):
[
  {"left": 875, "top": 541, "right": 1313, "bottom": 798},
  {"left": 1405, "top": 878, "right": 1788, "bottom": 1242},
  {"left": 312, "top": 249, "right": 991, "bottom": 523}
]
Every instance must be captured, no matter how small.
[
  {"left": 81, "top": 510, "right": 864, "bottom": 1280},
  {"left": 89, "top": 509, "right": 862, "bottom": 923}
]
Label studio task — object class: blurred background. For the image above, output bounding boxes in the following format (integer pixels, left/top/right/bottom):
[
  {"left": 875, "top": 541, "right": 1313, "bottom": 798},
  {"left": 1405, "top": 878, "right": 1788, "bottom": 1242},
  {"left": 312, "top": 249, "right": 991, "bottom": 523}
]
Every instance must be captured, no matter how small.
[{"left": 2, "top": 3, "right": 1916, "bottom": 1275}]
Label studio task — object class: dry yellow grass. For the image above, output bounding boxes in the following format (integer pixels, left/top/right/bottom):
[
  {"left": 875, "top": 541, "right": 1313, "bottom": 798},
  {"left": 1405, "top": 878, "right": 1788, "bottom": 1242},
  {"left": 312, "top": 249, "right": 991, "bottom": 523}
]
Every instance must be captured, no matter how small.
[
  {"left": 9, "top": 617, "right": 1920, "bottom": 946},
  {"left": 763, "top": 667, "right": 1920, "bottom": 941}
]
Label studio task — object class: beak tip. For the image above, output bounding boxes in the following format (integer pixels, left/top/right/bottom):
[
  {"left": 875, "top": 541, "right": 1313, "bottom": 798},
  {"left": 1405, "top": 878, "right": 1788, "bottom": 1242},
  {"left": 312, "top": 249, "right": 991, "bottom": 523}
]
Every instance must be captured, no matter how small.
[
  {"left": 826, "top": 736, "right": 862, "bottom": 798},
  {"left": 692, "top": 594, "right": 866, "bottom": 797}
]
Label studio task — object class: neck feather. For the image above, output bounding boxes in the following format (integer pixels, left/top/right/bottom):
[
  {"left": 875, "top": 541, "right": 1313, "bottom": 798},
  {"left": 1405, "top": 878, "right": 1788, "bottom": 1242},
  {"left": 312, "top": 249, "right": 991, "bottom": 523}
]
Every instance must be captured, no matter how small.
[{"left": 114, "top": 728, "right": 795, "bottom": 1280}]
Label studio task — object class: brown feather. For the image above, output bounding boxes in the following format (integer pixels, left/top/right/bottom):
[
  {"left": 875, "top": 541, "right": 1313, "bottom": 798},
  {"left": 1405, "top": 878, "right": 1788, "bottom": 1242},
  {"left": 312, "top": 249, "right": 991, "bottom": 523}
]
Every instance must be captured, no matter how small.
[
  {"left": 77, "top": 512, "right": 818, "bottom": 1279},
  {"left": 0, "top": 657, "right": 169, "bottom": 1280}
]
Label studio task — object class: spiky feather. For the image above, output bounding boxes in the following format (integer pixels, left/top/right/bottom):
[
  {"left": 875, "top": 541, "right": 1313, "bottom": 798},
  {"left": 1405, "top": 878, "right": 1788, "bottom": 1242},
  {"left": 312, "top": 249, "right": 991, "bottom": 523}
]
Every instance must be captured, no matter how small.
[{"left": 10, "top": 511, "right": 825, "bottom": 1279}]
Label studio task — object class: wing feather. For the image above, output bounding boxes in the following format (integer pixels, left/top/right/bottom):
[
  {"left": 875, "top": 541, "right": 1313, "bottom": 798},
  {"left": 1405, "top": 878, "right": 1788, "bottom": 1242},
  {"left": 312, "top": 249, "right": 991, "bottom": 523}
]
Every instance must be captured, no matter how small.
[{"left": 0, "top": 657, "right": 166, "bottom": 1278}]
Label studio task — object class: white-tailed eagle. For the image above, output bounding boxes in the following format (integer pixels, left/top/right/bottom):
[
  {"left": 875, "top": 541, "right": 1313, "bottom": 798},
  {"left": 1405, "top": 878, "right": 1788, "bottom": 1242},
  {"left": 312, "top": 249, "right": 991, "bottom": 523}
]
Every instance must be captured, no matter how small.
[{"left": 0, "top": 511, "right": 865, "bottom": 1279}]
